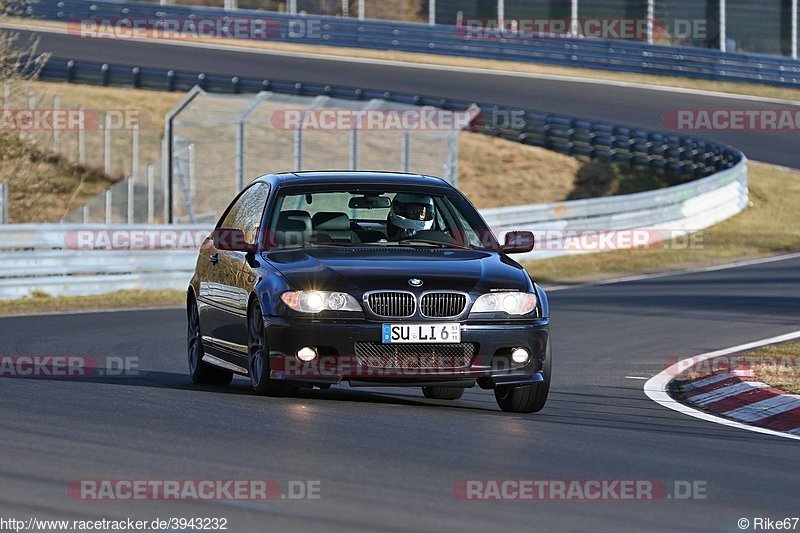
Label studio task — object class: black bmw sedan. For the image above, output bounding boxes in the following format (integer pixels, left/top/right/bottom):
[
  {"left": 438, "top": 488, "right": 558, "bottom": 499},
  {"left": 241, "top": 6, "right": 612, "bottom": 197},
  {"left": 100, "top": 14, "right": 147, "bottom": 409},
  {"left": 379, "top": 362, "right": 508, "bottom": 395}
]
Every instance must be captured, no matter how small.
[{"left": 187, "top": 171, "right": 551, "bottom": 413}]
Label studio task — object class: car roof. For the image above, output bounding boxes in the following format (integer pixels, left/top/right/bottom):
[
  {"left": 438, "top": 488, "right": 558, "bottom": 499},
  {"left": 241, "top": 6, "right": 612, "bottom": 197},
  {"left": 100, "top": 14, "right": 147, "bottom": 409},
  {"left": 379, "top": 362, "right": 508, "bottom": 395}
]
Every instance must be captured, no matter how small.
[{"left": 252, "top": 171, "right": 453, "bottom": 190}]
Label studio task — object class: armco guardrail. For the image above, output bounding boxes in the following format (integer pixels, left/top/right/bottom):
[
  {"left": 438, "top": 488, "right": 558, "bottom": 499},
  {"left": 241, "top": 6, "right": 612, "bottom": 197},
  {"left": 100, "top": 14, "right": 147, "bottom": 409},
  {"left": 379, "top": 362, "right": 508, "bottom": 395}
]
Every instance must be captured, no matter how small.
[
  {"left": 0, "top": 224, "right": 207, "bottom": 299},
  {"left": 18, "top": 0, "right": 800, "bottom": 87},
  {"left": 0, "top": 155, "right": 748, "bottom": 299},
  {"left": 484, "top": 156, "right": 749, "bottom": 260}
]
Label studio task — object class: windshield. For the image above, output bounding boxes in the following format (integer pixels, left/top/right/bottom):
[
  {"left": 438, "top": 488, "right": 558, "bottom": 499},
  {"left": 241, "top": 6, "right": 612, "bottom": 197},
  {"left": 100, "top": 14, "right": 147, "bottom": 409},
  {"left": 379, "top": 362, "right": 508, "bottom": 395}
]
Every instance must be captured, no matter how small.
[{"left": 267, "top": 188, "right": 498, "bottom": 250}]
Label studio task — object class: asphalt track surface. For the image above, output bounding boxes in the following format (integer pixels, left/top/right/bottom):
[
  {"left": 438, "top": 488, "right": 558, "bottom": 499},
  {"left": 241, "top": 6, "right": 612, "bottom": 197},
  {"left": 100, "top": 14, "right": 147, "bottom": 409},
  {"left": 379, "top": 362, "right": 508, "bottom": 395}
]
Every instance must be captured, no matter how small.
[
  {"left": 2, "top": 257, "right": 799, "bottom": 530},
  {"left": 0, "top": 27, "right": 799, "bottom": 531},
  {"left": 14, "top": 28, "right": 800, "bottom": 169}
]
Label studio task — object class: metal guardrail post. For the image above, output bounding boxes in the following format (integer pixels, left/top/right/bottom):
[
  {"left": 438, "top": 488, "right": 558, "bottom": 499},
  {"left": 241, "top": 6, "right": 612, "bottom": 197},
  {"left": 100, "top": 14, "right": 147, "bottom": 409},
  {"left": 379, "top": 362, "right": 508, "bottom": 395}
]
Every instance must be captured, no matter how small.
[
  {"left": 720, "top": 0, "right": 727, "bottom": 52},
  {"left": 647, "top": 0, "right": 655, "bottom": 45},
  {"left": 429, "top": 0, "right": 435, "bottom": 26},
  {"left": 497, "top": 0, "right": 504, "bottom": 23},
  {"left": 358, "top": 0, "right": 364, "bottom": 20}
]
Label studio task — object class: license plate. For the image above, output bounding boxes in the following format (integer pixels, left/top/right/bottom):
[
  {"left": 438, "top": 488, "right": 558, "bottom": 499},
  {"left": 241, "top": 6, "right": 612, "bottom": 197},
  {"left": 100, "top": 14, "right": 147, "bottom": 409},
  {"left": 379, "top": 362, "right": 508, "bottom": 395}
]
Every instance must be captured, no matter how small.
[{"left": 382, "top": 323, "right": 461, "bottom": 344}]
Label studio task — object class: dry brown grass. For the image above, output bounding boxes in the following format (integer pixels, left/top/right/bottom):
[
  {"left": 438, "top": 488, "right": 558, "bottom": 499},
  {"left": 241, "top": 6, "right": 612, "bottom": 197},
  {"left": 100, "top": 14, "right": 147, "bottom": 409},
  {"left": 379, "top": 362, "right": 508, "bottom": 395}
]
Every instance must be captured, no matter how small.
[
  {"left": 0, "top": 289, "right": 185, "bottom": 316},
  {"left": 526, "top": 162, "right": 800, "bottom": 284},
  {"left": 458, "top": 131, "right": 663, "bottom": 209},
  {"left": 0, "top": 133, "right": 116, "bottom": 222},
  {"left": 747, "top": 342, "right": 800, "bottom": 395}
]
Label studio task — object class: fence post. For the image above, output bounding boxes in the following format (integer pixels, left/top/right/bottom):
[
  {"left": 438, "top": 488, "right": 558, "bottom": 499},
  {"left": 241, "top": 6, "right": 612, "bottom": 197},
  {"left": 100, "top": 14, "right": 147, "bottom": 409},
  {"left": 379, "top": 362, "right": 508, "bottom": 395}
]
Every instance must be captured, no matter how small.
[
  {"left": 793, "top": 0, "right": 798, "bottom": 59},
  {"left": 52, "top": 96, "right": 59, "bottom": 152},
  {"left": 189, "top": 143, "right": 196, "bottom": 196},
  {"left": 570, "top": 0, "right": 579, "bottom": 37},
  {"left": 78, "top": 105, "right": 85, "bottom": 164},
  {"left": 429, "top": 0, "right": 435, "bottom": 25},
  {"left": 294, "top": 128, "right": 304, "bottom": 171},
  {"left": 288, "top": 0, "right": 297, "bottom": 15},
  {"left": 497, "top": 0, "right": 504, "bottom": 23},
  {"left": 147, "top": 164, "right": 155, "bottom": 224},
  {"left": 646, "top": 0, "right": 654, "bottom": 45},
  {"left": 342, "top": 0, "right": 348, "bottom": 17},
  {"left": 358, "top": 0, "right": 364, "bottom": 20},
  {"left": 104, "top": 113, "right": 111, "bottom": 175},
  {"left": 236, "top": 120, "right": 245, "bottom": 191},
  {"left": 0, "top": 183, "right": 7, "bottom": 224},
  {"left": 720, "top": 0, "right": 727, "bottom": 52},
  {"left": 105, "top": 189, "right": 112, "bottom": 224},
  {"left": 131, "top": 122, "right": 139, "bottom": 181},
  {"left": 127, "top": 176, "right": 135, "bottom": 224},
  {"left": 349, "top": 128, "right": 358, "bottom": 170},
  {"left": 82, "top": 204, "right": 89, "bottom": 224},
  {"left": 400, "top": 131, "right": 410, "bottom": 173}
]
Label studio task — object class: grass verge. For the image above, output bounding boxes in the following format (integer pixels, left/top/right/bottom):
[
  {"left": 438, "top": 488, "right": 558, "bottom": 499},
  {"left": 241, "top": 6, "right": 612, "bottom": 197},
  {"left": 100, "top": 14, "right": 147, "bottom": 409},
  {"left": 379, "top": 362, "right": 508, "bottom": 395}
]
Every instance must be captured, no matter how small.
[
  {"left": 525, "top": 161, "right": 800, "bottom": 284},
  {"left": 741, "top": 341, "right": 800, "bottom": 395},
  {"left": 0, "top": 289, "right": 185, "bottom": 317}
]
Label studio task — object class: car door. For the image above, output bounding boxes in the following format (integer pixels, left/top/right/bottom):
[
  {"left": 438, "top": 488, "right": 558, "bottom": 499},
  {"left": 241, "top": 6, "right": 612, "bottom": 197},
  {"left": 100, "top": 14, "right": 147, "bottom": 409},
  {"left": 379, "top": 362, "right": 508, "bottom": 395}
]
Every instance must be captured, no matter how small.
[{"left": 198, "top": 183, "right": 270, "bottom": 361}]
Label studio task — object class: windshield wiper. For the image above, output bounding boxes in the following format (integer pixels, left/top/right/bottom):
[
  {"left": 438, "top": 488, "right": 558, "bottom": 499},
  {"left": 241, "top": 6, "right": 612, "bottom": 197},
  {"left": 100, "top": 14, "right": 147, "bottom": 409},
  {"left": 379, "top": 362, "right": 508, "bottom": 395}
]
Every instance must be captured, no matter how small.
[{"left": 397, "top": 238, "right": 472, "bottom": 250}]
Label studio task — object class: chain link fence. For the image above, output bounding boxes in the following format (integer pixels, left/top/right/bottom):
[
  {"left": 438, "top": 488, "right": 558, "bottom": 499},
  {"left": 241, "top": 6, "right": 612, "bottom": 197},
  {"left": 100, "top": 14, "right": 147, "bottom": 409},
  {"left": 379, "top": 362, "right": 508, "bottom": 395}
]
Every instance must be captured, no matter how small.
[{"left": 63, "top": 87, "right": 469, "bottom": 225}]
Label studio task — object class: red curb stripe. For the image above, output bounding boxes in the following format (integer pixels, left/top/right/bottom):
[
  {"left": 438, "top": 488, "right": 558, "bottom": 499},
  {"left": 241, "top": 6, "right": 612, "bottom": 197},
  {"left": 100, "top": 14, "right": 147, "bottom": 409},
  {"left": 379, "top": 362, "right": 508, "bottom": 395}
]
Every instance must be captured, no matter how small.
[
  {"left": 700, "top": 387, "right": 781, "bottom": 413},
  {"left": 751, "top": 406, "right": 800, "bottom": 432}
]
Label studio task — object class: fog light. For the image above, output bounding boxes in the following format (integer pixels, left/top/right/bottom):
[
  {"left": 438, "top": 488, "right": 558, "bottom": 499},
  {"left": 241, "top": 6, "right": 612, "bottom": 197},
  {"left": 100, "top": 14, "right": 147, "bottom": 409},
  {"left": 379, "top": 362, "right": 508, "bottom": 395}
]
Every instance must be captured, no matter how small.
[
  {"left": 297, "top": 347, "right": 318, "bottom": 362},
  {"left": 511, "top": 347, "right": 530, "bottom": 364}
]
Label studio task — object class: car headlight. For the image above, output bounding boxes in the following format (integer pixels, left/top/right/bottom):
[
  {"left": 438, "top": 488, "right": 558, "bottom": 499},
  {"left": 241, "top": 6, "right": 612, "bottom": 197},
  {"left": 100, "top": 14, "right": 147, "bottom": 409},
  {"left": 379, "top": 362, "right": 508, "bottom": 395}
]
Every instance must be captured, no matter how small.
[
  {"left": 280, "top": 291, "right": 362, "bottom": 313},
  {"left": 471, "top": 292, "right": 537, "bottom": 316}
]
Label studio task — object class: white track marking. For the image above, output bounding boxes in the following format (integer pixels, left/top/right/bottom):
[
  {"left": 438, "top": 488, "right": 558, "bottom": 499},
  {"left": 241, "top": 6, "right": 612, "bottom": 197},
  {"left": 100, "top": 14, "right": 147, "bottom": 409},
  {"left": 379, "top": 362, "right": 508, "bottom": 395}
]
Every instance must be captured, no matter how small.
[
  {"left": 690, "top": 381, "right": 767, "bottom": 406},
  {"left": 3, "top": 21, "right": 800, "bottom": 107},
  {"left": 723, "top": 395, "right": 800, "bottom": 423},
  {"left": 543, "top": 251, "right": 800, "bottom": 292},
  {"left": 625, "top": 376, "right": 649, "bottom": 380},
  {"left": 682, "top": 372, "right": 737, "bottom": 390},
  {"left": 644, "top": 330, "right": 800, "bottom": 441}
]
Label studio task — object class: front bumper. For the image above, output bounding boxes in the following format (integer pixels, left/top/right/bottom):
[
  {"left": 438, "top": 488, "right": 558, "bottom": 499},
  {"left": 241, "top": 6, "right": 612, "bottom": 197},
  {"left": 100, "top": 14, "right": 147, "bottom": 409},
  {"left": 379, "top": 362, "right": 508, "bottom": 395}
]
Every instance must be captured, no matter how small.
[{"left": 264, "top": 316, "right": 549, "bottom": 389}]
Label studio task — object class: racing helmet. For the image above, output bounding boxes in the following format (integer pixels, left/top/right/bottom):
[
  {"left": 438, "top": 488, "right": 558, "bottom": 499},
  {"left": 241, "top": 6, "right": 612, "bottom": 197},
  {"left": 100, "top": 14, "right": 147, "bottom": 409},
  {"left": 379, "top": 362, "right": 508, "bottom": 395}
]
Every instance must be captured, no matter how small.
[{"left": 389, "top": 194, "right": 435, "bottom": 233}]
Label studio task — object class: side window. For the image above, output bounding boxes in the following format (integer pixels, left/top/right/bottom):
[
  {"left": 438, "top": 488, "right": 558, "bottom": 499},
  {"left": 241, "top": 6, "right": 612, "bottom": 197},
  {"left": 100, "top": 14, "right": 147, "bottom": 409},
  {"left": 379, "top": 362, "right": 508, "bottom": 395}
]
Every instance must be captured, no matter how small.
[{"left": 218, "top": 183, "right": 270, "bottom": 244}]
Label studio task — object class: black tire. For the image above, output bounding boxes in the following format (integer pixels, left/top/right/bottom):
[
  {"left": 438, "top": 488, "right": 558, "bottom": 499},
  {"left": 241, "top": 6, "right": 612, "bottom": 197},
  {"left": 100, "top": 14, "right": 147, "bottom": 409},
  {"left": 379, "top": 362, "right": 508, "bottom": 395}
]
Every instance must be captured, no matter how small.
[
  {"left": 188, "top": 296, "right": 233, "bottom": 386},
  {"left": 494, "top": 341, "right": 551, "bottom": 413},
  {"left": 422, "top": 386, "right": 465, "bottom": 400},
  {"left": 247, "top": 302, "right": 294, "bottom": 396}
]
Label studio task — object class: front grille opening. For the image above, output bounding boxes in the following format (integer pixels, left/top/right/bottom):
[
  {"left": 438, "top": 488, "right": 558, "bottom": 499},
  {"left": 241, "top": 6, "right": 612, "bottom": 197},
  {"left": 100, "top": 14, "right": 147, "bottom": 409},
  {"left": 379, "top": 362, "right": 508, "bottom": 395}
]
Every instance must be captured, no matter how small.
[
  {"left": 419, "top": 292, "right": 468, "bottom": 318},
  {"left": 366, "top": 292, "right": 415, "bottom": 317},
  {"left": 354, "top": 342, "right": 477, "bottom": 369}
]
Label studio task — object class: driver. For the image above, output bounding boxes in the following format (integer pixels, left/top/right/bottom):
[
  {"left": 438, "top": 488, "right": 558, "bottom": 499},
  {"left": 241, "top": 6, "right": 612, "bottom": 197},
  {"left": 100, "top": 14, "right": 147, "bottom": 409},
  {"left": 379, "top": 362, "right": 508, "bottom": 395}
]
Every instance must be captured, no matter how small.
[{"left": 387, "top": 194, "right": 435, "bottom": 240}]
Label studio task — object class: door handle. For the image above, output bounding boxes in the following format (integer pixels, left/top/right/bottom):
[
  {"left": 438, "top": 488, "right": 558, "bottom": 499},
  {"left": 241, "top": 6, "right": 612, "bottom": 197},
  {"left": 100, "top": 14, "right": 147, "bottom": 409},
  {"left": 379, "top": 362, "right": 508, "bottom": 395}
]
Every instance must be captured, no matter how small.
[{"left": 209, "top": 253, "right": 219, "bottom": 265}]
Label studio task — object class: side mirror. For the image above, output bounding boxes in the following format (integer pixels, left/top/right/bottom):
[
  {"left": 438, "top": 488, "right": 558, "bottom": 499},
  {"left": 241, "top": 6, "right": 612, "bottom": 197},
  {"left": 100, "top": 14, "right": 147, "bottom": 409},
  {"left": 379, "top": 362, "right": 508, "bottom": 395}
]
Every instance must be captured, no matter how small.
[
  {"left": 213, "top": 228, "right": 257, "bottom": 252},
  {"left": 501, "top": 231, "right": 535, "bottom": 254}
]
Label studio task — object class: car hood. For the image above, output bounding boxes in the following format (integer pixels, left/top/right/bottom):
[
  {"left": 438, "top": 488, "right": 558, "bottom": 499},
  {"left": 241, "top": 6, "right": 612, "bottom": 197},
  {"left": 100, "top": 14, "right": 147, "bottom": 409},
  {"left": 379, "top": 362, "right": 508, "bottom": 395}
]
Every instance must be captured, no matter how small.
[{"left": 263, "top": 247, "right": 531, "bottom": 295}]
